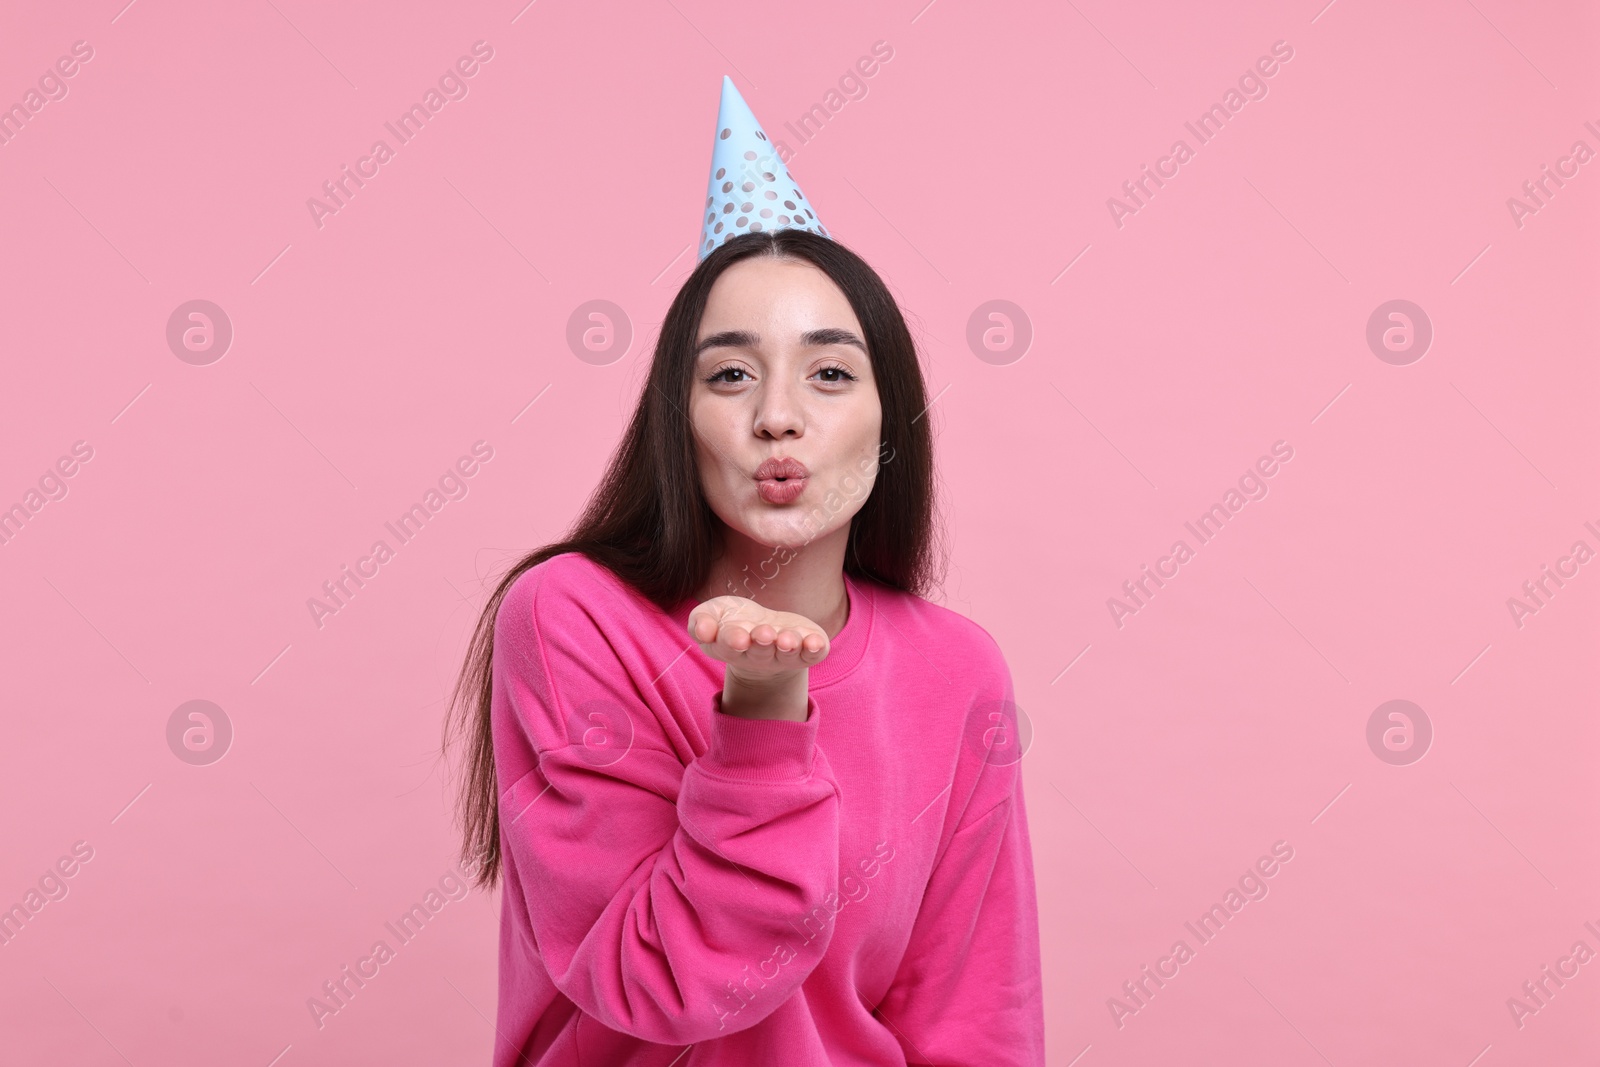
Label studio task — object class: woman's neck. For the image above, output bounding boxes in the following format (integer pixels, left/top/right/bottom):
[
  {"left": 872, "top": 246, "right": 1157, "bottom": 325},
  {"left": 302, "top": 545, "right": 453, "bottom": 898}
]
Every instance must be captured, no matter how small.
[{"left": 700, "top": 525, "right": 852, "bottom": 638}]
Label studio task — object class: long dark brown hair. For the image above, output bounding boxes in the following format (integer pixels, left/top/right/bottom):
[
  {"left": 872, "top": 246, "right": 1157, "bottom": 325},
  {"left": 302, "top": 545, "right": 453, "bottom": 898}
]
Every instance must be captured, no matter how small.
[{"left": 442, "top": 228, "right": 945, "bottom": 890}]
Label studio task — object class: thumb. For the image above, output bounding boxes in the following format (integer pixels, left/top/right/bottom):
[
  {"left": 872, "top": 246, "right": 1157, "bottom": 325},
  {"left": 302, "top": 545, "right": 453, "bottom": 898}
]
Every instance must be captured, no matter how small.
[
  {"left": 687, "top": 599, "right": 731, "bottom": 642},
  {"left": 689, "top": 595, "right": 758, "bottom": 641}
]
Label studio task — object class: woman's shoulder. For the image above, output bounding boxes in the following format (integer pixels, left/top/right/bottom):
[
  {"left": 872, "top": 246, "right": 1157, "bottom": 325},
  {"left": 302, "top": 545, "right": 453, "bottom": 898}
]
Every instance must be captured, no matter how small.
[
  {"left": 867, "top": 579, "right": 1008, "bottom": 676},
  {"left": 497, "top": 551, "right": 648, "bottom": 639},
  {"left": 512, "top": 549, "right": 626, "bottom": 596}
]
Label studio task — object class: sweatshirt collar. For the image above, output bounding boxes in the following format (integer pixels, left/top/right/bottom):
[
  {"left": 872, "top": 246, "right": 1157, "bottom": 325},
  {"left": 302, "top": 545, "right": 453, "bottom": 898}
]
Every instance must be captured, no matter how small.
[{"left": 811, "top": 572, "right": 871, "bottom": 688}]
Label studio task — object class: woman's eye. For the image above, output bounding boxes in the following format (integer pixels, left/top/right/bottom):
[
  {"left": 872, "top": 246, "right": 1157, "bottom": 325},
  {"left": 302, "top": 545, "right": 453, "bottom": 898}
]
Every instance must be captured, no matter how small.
[{"left": 705, "top": 365, "right": 858, "bottom": 385}]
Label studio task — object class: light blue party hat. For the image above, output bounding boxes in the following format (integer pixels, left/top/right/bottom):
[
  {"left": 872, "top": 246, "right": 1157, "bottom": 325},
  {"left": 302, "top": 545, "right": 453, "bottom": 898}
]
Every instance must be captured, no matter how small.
[{"left": 699, "top": 75, "right": 831, "bottom": 261}]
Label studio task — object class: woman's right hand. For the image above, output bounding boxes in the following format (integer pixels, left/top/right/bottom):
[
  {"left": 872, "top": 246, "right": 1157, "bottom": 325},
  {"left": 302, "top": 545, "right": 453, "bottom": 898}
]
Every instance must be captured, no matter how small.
[{"left": 687, "top": 596, "right": 831, "bottom": 719}]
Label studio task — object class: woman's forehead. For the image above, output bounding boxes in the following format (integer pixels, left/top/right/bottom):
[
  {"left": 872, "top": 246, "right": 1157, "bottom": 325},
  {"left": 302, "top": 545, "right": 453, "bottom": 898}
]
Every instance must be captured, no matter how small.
[{"left": 698, "top": 261, "right": 860, "bottom": 341}]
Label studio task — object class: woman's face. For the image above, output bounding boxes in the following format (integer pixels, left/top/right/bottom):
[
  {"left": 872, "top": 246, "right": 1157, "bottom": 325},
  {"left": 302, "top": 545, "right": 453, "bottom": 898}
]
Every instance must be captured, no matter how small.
[{"left": 689, "top": 255, "right": 883, "bottom": 553}]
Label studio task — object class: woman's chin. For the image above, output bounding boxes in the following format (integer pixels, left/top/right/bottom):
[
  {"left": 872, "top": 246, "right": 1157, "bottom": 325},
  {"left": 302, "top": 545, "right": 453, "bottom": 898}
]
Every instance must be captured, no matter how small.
[{"left": 736, "top": 516, "right": 826, "bottom": 553}]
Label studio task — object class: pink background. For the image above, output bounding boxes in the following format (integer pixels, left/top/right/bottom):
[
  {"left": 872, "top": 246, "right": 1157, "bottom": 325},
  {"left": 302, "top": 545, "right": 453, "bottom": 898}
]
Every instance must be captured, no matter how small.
[{"left": 2, "top": 0, "right": 1596, "bottom": 1063}]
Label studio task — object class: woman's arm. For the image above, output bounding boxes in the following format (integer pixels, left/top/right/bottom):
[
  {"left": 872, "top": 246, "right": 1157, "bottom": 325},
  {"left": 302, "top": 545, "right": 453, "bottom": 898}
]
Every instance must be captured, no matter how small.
[
  {"left": 492, "top": 562, "right": 843, "bottom": 1045},
  {"left": 872, "top": 643, "right": 1047, "bottom": 1065}
]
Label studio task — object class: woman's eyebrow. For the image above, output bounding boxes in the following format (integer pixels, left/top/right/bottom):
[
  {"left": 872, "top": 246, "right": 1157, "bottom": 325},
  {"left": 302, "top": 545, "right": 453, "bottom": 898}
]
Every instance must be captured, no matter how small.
[
  {"left": 693, "top": 327, "right": 866, "bottom": 357},
  {"left": 693, "top": 329, "right": 758, "bottom": 357},
  {"left": 802, "top": 327, "right": 867, "bottom": 352}
]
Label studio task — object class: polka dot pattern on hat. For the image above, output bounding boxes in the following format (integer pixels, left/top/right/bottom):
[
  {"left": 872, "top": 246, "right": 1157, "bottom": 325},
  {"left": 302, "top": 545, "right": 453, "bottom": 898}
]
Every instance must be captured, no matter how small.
[{"left": 699, "top": 76, "right": 832, "bottom": 261}]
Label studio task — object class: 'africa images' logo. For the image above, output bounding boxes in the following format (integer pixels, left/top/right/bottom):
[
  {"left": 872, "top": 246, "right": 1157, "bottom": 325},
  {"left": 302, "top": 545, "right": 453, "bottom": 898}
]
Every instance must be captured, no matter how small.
[{"left": 964, "top": 696, "right": 1033, "bottom": 766}]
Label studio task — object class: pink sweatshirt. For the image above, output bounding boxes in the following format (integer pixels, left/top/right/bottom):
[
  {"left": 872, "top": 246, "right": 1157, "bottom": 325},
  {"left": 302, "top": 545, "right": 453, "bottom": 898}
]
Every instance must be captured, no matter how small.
[{"left": 489, "top": 551, "right": 1045, "bottom": 1065}]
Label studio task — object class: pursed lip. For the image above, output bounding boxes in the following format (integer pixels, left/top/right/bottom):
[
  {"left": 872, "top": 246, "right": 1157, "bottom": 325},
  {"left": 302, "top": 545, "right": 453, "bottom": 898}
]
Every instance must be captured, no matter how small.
[{"left": 752, "top": 457, "right": 809, "bottom": 481}]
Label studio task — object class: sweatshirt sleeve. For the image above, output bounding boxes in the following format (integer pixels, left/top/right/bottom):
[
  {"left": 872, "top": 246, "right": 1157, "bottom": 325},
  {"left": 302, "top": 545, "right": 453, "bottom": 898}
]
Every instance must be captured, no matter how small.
[
  {"left": 872, "top": 645, "right": 1047, "bottom": 1066},
  {"left": 491, "top": 561, "right": 843, "bottom": 1045}
]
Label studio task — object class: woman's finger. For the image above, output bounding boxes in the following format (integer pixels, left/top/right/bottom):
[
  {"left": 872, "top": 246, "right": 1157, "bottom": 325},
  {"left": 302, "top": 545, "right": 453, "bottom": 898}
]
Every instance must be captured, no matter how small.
[{"left": 688, "top": 607, "right": 722, "bottom": 643}]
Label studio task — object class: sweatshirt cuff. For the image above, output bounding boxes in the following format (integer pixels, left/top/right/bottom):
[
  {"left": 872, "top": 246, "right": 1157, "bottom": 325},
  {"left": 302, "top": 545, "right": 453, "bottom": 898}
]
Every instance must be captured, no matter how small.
[{"left": 700, "top": 691, "right": 819, "bottom": 781}]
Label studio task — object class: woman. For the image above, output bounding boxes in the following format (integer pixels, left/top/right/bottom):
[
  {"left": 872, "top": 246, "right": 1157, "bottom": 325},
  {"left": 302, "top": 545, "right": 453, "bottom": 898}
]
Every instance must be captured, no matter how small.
[{"left": 445, "top": 228, "right": 1045, "bottom": 1065}]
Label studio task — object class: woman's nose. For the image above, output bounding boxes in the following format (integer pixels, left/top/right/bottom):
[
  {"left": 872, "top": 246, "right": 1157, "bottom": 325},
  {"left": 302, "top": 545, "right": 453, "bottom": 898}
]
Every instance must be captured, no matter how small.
[{"left": 753, "top": 378, "right": 803, "bottom": 438}]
